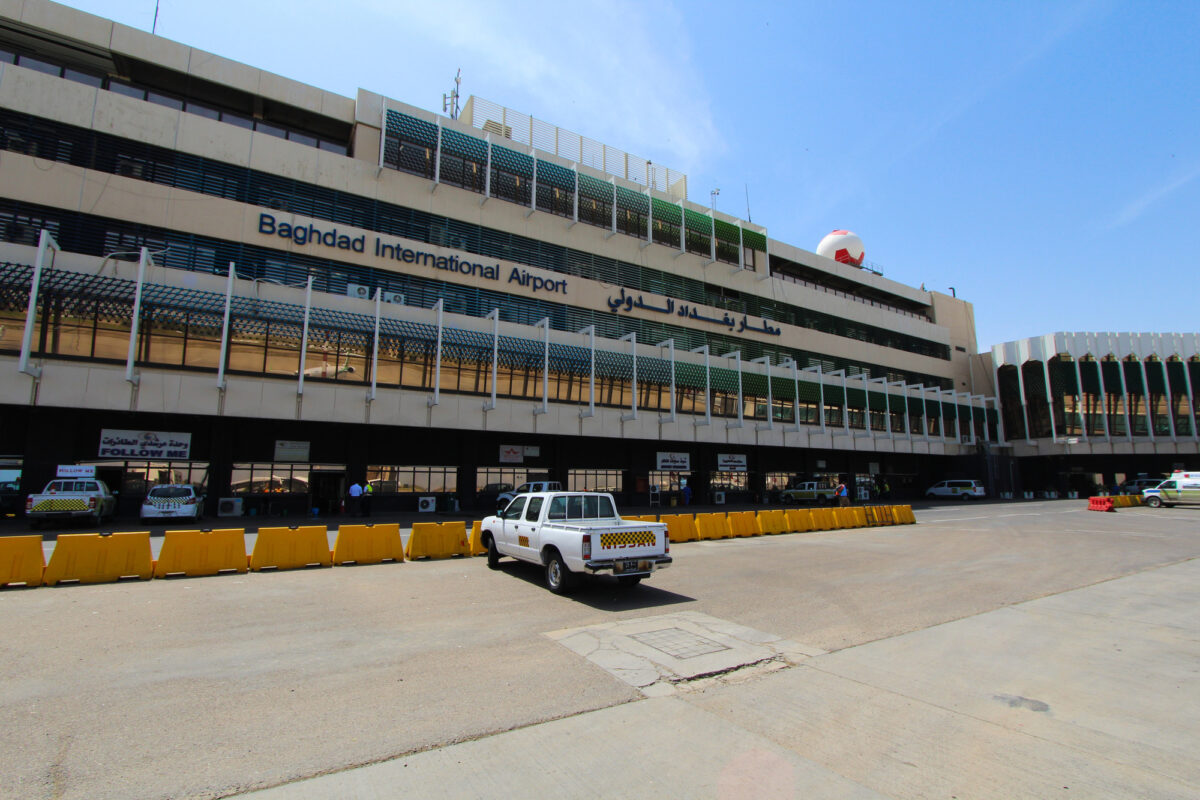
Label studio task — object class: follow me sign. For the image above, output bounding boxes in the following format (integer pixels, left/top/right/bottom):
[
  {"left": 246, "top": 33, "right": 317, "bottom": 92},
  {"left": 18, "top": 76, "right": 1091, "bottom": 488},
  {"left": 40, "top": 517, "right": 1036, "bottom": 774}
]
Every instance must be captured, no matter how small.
[{"left": 257, "top": 213, "right": 568, "bottom": 295}]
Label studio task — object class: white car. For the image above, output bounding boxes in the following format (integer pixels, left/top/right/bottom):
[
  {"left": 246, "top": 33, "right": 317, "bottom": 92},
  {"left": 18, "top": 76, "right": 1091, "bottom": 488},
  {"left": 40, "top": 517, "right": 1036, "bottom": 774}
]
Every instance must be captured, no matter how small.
[
  {"left": 140, "top": 485, "right": 204, "bottom": 523},
  {"left": 925, "top": 479, "right": 986, "bottom": 500}
]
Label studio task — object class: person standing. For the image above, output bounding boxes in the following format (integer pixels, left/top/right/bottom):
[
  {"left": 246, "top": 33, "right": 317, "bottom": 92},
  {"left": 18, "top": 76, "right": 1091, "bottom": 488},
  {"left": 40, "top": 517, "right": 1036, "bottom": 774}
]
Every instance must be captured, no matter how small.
[
  {"left": 347, "top": 480, "right": 363, "bottom": 517},
  {"left": 362, "top": 480, "right": 374, "bottom": 517},
  {"left": 836, "top": 480, "right": 849, "bottom": 507}
]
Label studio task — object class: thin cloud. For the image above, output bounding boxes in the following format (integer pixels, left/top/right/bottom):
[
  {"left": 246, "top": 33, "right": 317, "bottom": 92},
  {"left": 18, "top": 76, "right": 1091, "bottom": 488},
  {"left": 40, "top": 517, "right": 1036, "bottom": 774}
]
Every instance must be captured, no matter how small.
[
  {"left": 356, "top": 0, "right": 724, "bottom": 172},
  {"left": 1109, "top": 162, "right": 1200, "bottom": 228}
]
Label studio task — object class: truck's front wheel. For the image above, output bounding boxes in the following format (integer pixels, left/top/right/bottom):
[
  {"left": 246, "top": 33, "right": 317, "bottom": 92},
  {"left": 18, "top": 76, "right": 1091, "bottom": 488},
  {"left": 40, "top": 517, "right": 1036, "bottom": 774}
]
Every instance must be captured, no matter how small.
[
  {"left": 545, "top": 552, "right": 576, "bottom": 594},
  {"left": 485, "top": 534, "right": 501, "bottom": 569}
]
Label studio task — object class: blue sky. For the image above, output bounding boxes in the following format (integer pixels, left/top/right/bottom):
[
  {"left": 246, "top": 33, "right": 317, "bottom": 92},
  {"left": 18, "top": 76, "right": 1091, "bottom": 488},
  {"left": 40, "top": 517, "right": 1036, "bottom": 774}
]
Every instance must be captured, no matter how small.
[{"left": 58, "top": 0, "right": 1198, "bottom": 351}]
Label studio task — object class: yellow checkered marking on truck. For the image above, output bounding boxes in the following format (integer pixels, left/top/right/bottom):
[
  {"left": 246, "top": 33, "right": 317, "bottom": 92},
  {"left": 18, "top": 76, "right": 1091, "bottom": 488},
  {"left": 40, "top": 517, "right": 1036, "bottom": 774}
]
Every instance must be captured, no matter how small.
[
  {"left": 600, "top": 530, "right": 657, "bottom": 549},
  {"left": 32, "top": 498, "right": 89, "bottom": 512}
]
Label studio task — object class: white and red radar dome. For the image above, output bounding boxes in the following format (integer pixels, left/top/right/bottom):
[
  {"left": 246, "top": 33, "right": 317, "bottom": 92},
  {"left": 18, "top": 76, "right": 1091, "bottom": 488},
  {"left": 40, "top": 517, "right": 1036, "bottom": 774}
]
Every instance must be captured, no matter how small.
[{"left": 816, "top": 230, "right": 865, "bottom": 266}]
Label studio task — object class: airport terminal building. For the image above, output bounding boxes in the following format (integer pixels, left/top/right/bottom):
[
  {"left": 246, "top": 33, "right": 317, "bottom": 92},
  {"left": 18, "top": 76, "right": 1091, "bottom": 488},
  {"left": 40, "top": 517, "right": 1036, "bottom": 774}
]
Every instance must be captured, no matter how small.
[{"left": 0, "top": 1, "right": 1192, "bottom": 516}]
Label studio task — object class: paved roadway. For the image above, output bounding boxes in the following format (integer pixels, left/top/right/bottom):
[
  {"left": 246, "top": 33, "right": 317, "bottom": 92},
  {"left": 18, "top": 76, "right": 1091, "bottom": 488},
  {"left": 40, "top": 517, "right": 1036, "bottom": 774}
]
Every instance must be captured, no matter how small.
[{"left": 1, "top": 500, "right": 1197, "bottom": 799}]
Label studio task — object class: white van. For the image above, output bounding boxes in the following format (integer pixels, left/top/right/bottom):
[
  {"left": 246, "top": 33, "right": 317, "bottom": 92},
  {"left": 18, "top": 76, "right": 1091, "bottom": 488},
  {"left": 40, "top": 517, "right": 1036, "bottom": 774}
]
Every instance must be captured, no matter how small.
[
  {"left": 1142, "top": 471, "right": 1200, "bottom": 508},
  {"left": 925, "top": 479, "right": 986, "bottom": 500}
]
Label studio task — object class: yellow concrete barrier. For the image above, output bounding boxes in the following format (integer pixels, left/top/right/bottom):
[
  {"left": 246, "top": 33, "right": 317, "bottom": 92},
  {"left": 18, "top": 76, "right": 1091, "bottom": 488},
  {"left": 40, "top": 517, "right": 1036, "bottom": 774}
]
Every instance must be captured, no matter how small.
[
  {"left": 333, "top": 523, "right": 404, "bottom": 565},
  {"left": 0, "top": 535, "right": 45, "bottom": 587},
  {"left": 153, "top": 529, "right": 248, "bottom": 578},
  {"left": 469, "top": 520, "right": 486, "bottom": 556},
  {"left": 406, "top": 521, "right": 470, "bottom": 559},
  {"left": 250, "top": 526, "right": 332, "bottom": 571},
  {"left": 696, "top": 512, "right": 731, "bottom": 540},
  {"left": 756, "top": 509, "right": 788, "bottom": 535},
  {"left": 784, "top": 509, "right": 813, "bottom": 533},
  {"left": 893, "top": 505, "right": 917, "bottom": 524},
  {"left": 728, "top": 511, "right": 758, "bottom": 537},
  {"left": 662, "top": 514, "right": 699, "bottom": 543},
  {"left": 810, "top": 508, "right": 835, "bottom": 531},
  {"left": 865, "top": 506, "right": 892, "bottom": 526},
  {"left": 43, "top": 532, "right": 153, "bottom": 585}
]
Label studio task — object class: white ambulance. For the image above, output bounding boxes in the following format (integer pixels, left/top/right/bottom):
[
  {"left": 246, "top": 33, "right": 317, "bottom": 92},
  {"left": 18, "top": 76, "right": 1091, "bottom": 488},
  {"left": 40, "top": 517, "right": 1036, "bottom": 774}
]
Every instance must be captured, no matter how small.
[{"left": 1142, "top": 471, "right": 1200, "bottom": 508}]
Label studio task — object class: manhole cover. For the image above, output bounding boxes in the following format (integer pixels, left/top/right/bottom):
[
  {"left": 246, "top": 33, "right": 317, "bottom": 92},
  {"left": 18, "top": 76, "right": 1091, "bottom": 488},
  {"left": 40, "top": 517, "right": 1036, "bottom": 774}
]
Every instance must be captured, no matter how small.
[{"left": 631, "top": 627, "right": 731, "bottom": 659}]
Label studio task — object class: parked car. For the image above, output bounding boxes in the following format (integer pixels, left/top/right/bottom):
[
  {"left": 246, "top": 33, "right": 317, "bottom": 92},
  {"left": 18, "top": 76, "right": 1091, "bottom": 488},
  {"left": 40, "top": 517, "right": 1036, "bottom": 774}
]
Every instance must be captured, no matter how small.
[
  {"left": 925, "top": 479, "right": 986, "bottom": 500},
  {"left": 1117, "top": 477, "right": 1162, "bottom": 495},
  {"left": 140, "top": 484, "right": 204, "bottom": 523}
]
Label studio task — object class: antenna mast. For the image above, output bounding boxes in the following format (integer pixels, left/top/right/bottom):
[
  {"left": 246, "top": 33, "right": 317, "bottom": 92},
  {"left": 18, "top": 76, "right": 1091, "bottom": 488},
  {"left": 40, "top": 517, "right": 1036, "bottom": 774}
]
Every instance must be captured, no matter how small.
[{"left": 443, "top": 69, "right": 462, "bottom": 120}]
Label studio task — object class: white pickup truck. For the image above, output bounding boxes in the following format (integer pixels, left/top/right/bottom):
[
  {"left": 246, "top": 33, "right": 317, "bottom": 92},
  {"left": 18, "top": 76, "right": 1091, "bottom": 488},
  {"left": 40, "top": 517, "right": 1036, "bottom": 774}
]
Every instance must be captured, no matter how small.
[
  {"left": 479, "top": 491, "right": 671, "bottom": 593},
  {"left": 26, "top": 477, "right": 117, "bottom": 528}
]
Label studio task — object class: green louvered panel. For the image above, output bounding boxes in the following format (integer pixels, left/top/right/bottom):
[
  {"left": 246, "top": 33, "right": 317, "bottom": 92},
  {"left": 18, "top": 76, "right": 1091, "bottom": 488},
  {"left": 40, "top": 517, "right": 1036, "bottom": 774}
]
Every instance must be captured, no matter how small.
[
  {"left": 770, "top": 374, "right": 795, "bottom": 401},
  {"left": 578, "top": 173, "right": 612, "bottom": 203},
  {"left": 536, "top": 159, "right": 575, "bottom": 191},
  {"left": 549, "top": 342, "right": 591, "bottom": 375},
  {"left": 923, "top": 397, "right": 942, "bottom": 418},
  {"left": 1166, "top": 361, "right": 1188, "bottom": 394},
  {"left": 868, "top": 388, "right": 889, "bottom": 411},
  {"left": 491, "top": 145, "right": 533, "bottom": 178},
  {"left": 1100, "top": 360, "right": 1123, "bottom": 391},
  {"left": 1049, "top": 359, "right": 1076, "bottom": 396},
  {"left": 711, "top": 365, "right": 740, "bottom": 392},
  {"left": 674, "top": 361, "right": 707, "bottom": 389},
  {"left": 440, "top": 127, "right": 487, "bottom": 162},
  {"left": 684, "top": 208, "right": 712, "bottom": 234},
  {"left": 1080, "top": 360, "right": 1102, "bottom": 394},
  {"left": 844, "top": 387, "right": 866, "bottom": 409},
  {"left": 615, "top": 186, "right": 648, "bottom": 215},
  {"left": 797, "top": 380, "right": 822, "bottom": 404},
  {"left": 635, "top": 355, "right": 672, "bottom": 384},
  {"left": 651, "top": 198, "right": 682, "bottom": 226},
  {"left": 713, "top": 218, "right": 741, "bottom": 244},
  {"left": 387, "top": 110, "right": 437, "bottom": 146},
  {"left": 594, "top": 349, "right": 633, "bottom": 381},
  {"left": 1121, "top": 361, "right": 1144, "bottom": 394},
  {"left": 741, "top": 229, "right": 766, "bottom": 252},
  {"left": 1145, "top": 362, "right": 1168, "bottom": 394},
  {"left": 742, "top": 372, "right": 768, "bottom": 397}
]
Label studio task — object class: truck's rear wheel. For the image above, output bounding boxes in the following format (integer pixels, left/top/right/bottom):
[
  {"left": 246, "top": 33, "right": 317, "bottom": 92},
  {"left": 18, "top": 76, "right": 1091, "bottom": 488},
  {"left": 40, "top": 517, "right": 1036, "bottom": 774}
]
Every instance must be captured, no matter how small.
[
  {"left": 545, "top": 552, "right": 575, "bottom": 594},
  {"left": 485, "top": 534, "right": 501, "bottom": 569}
]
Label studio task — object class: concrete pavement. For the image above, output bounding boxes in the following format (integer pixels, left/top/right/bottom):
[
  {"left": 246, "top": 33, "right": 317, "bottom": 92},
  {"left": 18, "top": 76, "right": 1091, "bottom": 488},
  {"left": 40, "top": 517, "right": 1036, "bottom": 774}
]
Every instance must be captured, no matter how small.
[{"left": 241, "top": 557, "right": 1200, "bottom": 799}]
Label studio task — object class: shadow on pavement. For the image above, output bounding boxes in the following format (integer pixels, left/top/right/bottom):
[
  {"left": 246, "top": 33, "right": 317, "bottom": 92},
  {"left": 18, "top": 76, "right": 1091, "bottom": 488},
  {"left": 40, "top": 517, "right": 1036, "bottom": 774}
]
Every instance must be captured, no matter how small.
[{"left": 491, "top": 558, "right": 696, "bottom": 611}]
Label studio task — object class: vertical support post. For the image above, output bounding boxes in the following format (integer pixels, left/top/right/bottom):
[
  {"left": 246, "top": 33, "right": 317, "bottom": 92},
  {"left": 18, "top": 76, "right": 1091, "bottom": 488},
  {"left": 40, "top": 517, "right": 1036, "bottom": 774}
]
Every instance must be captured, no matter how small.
[
  {"left": 679, "top": 199, "right": 686, "bottom": 254},
  {"left": 803, "top": 365, "right": 827, "bottom": 432},
  {"left": 644, "top": 187, "right": 653, "bottom": 247},
  {"left": 571, "top": 163, "right": 579, "bottom": 224},
  {"left": 297, "top": 275, "right": 314, "bottom": 395},
  {"left": 216, "top": 262, "right": 236, "bottom": 391},
  {"left": 483, "top": 309, "right": 500, "bottom": 412},
  {"left": 1161, "top": 359, "right": 1177, "bottom": 441},
  {"left": 1094, "top": 359, "right": 1112, "bottom": 441},
  {"left": 1181, "top": 354, "right": 1198, "bottom": 441},
  {"left": 1042, "top": 359, "right": 1059, "bottom": 443},
  {"left": 1137, "top": 357, "right": 1155, "bottom": 440},
  {"left": 378, "top": 102, "right": 388, "bottom": 169},
  {"left": 483, "top": 133, "right": 492, "bottom": 202},
  {"left": 426, "top": 298, "right": 444, "bottom": 407},
  {"left": 691, "top": 345, "right": 711, "bottom": 428},
  {"left": 1073, "top": 358, "right": 1089, "bottom": 440},
  {"left": 368, "top": 287, "right": 381, "bottom": 403},
  {"left": 19, "top": 229, "right": 59, "bottom": 378},
  {"left": 737, "top": 224, "right": 744, "bottom": 270},
  {"left": 620, "top": 332, "right": 638, "bottom": 421},
  {"left": 433, "top": 119, "right": 442, "bottom": 187},
  {"left": 752, "top": 356, "right": 773, "bottom": 430},
  {"left": 723, "top": 350, "right": 744, "bottom": 429},
  {"left": 609, "top": 178, "right": 617, "bottom": 236},
  {"left": 782, "top": 359, "right": 801, "bottom": 432},
  {"left": 125, "top": 247, "right": 151, "bottom": 386},
  {"left": 658, "top": 339, "right": 676, "bottom": 423},
  {"left": 528, "top": 147, "right": 538, "bottom": 216},
  {"left": 1014, "top": 363, "right": 1033, "bottom": 441},
  {"left": 1118, "top": 358, "right": 1133, "bottom": 440},
  {"left": 533, "top": 317, "right": 550, "bottom": 415},
  {"left": 579, "top": 325, "right": 595, "bottom": 419}
]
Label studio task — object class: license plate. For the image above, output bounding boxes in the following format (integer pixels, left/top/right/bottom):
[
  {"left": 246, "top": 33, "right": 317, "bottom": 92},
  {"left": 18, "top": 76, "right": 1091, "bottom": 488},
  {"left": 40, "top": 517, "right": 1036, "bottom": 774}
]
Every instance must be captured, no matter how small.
[{"left": 619, "top": 559, "right": 644, "bottom": 573}]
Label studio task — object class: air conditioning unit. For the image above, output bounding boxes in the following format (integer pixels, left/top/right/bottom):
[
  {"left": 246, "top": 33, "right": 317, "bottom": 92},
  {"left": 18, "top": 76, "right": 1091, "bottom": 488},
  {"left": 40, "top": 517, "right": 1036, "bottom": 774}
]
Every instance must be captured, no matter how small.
[
  {"left": 346, "top": 283, "right": 371, "bottom": 300},
  {"left": 381, "top": 291, "right": 405, "bottom": 305},
  {"left": 713, "top": 491, "right": 726, "bottom": 505},
  {"left": 417, "top": 496, "right": 436, "bottom": 513},
  {"left": 217, "top": 497, "right": 243, "bottom": 517}
]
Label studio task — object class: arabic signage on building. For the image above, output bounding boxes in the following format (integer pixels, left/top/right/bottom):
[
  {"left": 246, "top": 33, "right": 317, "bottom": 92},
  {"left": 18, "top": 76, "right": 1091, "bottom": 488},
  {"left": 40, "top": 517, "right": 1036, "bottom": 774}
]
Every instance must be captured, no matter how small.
[
  {"left": 499, "top": 445, "right": 524, "bottom": 464},
  {"left": 716, "top": 453, "right": 748, "bottom": 471},
  {"left": 607, "top": 287, "right": 782, "bottom": 336},
  {"left": 656, "top": 452, "right": 691, "bottom": 471},
  {"left": 98, "top": 429, "right": 192, "bottom": 459}
]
